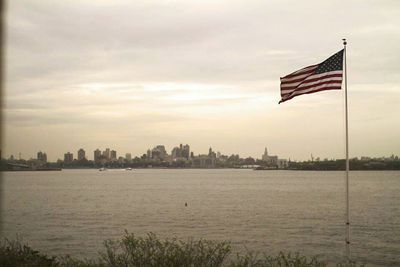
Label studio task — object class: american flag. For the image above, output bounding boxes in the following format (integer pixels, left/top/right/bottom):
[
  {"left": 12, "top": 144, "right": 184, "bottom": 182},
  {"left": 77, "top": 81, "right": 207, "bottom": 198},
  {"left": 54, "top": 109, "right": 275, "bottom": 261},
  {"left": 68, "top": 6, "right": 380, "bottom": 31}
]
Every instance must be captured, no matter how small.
[{"left": 279, "top": 49, "right": 344, "bottom": 104}]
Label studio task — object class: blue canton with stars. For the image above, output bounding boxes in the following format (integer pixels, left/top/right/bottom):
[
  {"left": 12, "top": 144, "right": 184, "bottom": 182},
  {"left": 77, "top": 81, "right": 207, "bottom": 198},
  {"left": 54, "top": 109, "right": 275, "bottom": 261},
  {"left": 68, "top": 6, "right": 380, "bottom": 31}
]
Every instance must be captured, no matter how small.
[{"left": 315, "top": 49, "right": 344, "bottom": 74}]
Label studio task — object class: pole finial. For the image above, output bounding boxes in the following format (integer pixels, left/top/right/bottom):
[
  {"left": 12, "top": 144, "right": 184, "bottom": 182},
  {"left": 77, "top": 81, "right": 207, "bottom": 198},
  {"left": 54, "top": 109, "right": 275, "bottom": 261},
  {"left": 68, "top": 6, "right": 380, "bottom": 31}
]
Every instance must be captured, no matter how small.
[{"left": 342, "top": 38, "right": 347, "bottom": 46}]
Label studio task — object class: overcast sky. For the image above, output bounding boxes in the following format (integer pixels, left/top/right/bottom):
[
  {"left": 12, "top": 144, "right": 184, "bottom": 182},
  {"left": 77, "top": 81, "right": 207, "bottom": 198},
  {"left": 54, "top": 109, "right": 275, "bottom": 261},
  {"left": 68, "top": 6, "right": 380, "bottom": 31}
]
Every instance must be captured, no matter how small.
[{"left": 3, "top": 0, "right": 400, "bottom": 161}]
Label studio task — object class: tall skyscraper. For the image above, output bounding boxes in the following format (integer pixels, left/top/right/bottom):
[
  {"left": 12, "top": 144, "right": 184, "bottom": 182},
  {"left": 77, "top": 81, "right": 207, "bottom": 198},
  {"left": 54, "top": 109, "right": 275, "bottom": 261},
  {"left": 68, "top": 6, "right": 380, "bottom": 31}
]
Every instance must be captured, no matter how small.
[
  {"left": 182, "top": 144, "right": 190, "bottom": 159},
  {"left": 103, "top": 148, "right": 110, "bottom": 160},
  {"left": 171, "top": 144, "right": 190, "bottom": 160},
  {"left": 77, "top": 148, "right": 86, "bottom": 161},
  {"left": 155, "top": 145, "right": 167, "bottom": 158},
  {"left": 152, "top": 145, "right": 167, "bottom": 160},
  {"left": 125, "top": 153, "right": 132, "bottom": 161},
  {"left": 94, "top": 149, "right": 101, "bottom": 162},
  {"left": 110, "top": 150, "right": 117, "bottom": 160},
  {"left": 64, "top": 152, "right": 73, "bottom": 163},
  {"left": 171, "top": 147, "right": 181, "bottom": 159}
]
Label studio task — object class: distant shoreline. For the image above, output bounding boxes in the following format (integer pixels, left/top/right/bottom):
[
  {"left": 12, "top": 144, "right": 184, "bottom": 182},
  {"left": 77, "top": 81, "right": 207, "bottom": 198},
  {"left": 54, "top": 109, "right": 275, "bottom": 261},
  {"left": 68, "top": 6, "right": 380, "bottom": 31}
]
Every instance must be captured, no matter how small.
[{"left": 2, "top": 167, "right": 400, "bottom": 172}]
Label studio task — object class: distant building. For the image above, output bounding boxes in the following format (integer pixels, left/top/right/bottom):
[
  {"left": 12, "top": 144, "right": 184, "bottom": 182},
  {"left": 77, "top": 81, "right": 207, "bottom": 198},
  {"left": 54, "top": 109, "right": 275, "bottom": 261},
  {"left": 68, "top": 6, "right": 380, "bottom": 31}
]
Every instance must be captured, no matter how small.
[
  {"left": 208, "top": 147, "right": 216, "bottom": 159},
  {"left": 110, "top": 150, "right": 117, "bottom": 161},
  {"left": 103, "top": 148, "right": 110, "bottom": 160},
  {"left": 125, "top": 153, "right": 132, "bottom": 161},
  {"left": 118, "top": 156, "right": 125, "bottom": 164},
  {"left": 266, "top": 155, "right": 278, "bottom": 166},
  {"left": 261, "top": 148, "right": 269, "bottom": 161},
  {"left": 277, "top": 159, "right": 288, "bottom": 169},
  {"left": 151, "top": 145, "right": 167, "bottom": 160},
  {"left": 163, "top": 154, "right": 172, "bottom": 162},
  {"left": 192, "top": 155, "right": 216, "bottom": 168},
  {"left": 261, "top": 147, "right": 286, "bottom": 168},
  {"left": 77, "top": 148, "right": 86, "bottom": 161},
  {"left": 171, "top": 144, "right": 190, "bottom": 160},
  {"left": 94, "top": 149, "right": 101, "bottom": 162},
  {"left": 182, "top": 144, "right": 190, "bottom": 159},
  {"left": 37, "top": 151, "right": 47, "bottom": 163},
  {"left": 171, "top": 147, "right": 181, "bottom": 159},
  {"left": 64, "top": 152, "right": 73, "bottom": 163},
  {"left": 192, "top": 147, "right": 216, "bottom": 168}
]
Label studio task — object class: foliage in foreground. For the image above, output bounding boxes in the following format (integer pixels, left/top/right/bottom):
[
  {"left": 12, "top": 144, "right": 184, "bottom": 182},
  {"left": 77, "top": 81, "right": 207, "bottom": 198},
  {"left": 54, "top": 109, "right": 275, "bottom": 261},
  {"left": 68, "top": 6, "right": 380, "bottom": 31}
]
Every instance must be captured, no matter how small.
[{"left": 0, "top": 232, "right": 363, "bottom": 267}]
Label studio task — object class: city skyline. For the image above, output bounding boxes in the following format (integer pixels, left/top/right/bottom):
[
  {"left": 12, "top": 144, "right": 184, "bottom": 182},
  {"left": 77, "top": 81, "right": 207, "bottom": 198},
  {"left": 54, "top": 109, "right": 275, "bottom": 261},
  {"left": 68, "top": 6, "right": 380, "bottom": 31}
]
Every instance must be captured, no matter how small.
[
  {"left": 3, "top": 144, "right": 398, "bottom": 163},
  {"left": 3, "top": 1, "right": 400, "bottom": 161}
]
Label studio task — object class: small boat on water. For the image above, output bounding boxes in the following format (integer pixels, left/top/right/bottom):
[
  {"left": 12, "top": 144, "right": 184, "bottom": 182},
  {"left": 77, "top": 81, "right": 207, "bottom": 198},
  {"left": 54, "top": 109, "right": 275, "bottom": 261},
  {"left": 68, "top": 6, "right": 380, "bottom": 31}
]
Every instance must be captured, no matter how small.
[
  {"left": 125, "top": 168, "right": 133, "bottom": 171},
  {"left": 99, "top": 167, "right": 107, "bottom": 171}
]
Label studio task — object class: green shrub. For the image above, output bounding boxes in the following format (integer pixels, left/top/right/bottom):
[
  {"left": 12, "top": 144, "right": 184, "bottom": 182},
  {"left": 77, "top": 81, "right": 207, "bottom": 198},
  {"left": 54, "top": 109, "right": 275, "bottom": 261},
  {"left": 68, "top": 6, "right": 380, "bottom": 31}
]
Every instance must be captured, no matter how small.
[
  {"left": 0, "top": 238, "right": 57, "bottom": 267},
  {"left": 100, "top": 232, "right": 231, "bottom": 267},
  {"left": 0, "top": 233, "right": 364, "bottom": 267},
  {"left": 228, "top": 252, "right": 326, "bottom": 267}
]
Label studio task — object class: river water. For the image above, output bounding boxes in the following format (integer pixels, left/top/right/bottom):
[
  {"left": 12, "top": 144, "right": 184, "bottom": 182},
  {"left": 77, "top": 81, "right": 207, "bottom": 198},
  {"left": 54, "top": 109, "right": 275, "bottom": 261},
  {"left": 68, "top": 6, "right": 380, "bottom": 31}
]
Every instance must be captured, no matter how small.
[{"left": 1, "top": 169, "right": 399, "bottom": 265}]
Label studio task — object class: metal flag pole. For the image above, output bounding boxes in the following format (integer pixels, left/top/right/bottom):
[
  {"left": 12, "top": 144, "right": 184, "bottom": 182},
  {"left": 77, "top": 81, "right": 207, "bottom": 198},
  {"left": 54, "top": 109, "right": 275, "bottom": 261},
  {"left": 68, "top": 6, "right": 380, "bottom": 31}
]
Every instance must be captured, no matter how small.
[{"left": 343, "top": 38, "right": 350, "bottom": 258}]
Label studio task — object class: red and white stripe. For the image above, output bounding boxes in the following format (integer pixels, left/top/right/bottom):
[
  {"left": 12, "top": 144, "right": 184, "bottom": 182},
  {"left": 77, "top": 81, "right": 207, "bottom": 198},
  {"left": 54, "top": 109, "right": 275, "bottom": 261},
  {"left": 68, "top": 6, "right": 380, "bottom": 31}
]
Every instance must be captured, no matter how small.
[{"left": 279, "top": 65, "right": 343, "bottom": 103}]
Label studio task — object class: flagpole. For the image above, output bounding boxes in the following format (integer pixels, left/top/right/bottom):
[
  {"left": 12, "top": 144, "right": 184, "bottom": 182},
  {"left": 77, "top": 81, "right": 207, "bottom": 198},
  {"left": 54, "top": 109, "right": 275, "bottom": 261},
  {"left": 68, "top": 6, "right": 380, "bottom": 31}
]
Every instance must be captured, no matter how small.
[{"left": 343, "top": 38, "right": 350, "bottom": 259}]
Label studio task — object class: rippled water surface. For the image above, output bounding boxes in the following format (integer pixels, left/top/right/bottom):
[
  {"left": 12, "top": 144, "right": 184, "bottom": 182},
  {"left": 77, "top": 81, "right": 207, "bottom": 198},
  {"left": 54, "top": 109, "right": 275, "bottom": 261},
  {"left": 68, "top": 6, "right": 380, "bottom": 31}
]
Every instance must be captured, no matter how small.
[{"left": 1, "top": 169, "right": 399, "bottom": 265}]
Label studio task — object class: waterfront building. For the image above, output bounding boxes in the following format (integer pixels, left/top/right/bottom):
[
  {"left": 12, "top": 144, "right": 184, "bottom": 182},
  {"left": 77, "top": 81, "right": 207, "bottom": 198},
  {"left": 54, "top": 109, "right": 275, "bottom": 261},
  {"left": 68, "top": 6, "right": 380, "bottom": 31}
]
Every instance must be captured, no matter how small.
[
  {"left": 156, "top": 145, "right": 167, "bottom": 158},
  {"left": 267, "top": 155, "right": 278, "bottom": 166},
  {"left": 125, "top": 153, "right": 132, "bottom": 161},
  {"left": 261, "top": 147, "right": 287, "bottom": 168},
  {"left": 64, "top": 152, "right": 73, "bottom": 163},
  {"left": 164, "top": 154, "right": 172, "bottom": 162},
  {"left": 171, "top": 147, "right": 181, "bottom": 159},
  {"left": 171, "top": 144, "right": 190, "bottom": 160},
  {"left": 208, "top": 147, "right": 217, "bottom": 159},
  {"left": 182, "top": 144, "right": 190, "bottom": 159},
  {"left": 151, "top": 145, "right": 167, "bottom": 160},
  {"left": 110, "top": 150, "right": 117, "bottom": 161},
  {"left": 77, "top": 148, "right": 86, "bottom": 161},
  {"left": 192, "top": 154, "right": 216, "bottom": 168},
  {"left": 192, "top": 147, "right": 216, "bottom": 168},
  {"left": 277, "top": 159, "right": 288, "bottom": 169},
  {"left": 151, "top": 149, "right": 161, "bottom": 160},
  {"left": 261, "top": 147, "right": 269, "bottom": 161},
  {"left": 262, "top": 147, "right": 277, "bottom": 165},
  {"left": 94, "top": 149, "right": 101, "bottom": 162},
  {"left": 37, "top": 151, "right": 47, "bottom": 163},
  {"left": 103, "top": 148, "right": 110, "bottom": 160}
]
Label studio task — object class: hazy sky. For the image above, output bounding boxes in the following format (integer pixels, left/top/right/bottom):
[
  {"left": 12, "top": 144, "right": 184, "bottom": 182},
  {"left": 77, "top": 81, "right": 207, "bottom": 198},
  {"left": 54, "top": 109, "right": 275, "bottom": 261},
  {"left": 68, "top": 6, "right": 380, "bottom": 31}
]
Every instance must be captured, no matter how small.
[{"left": 3, "top": 0, "right": 400, "bottom": 161}]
